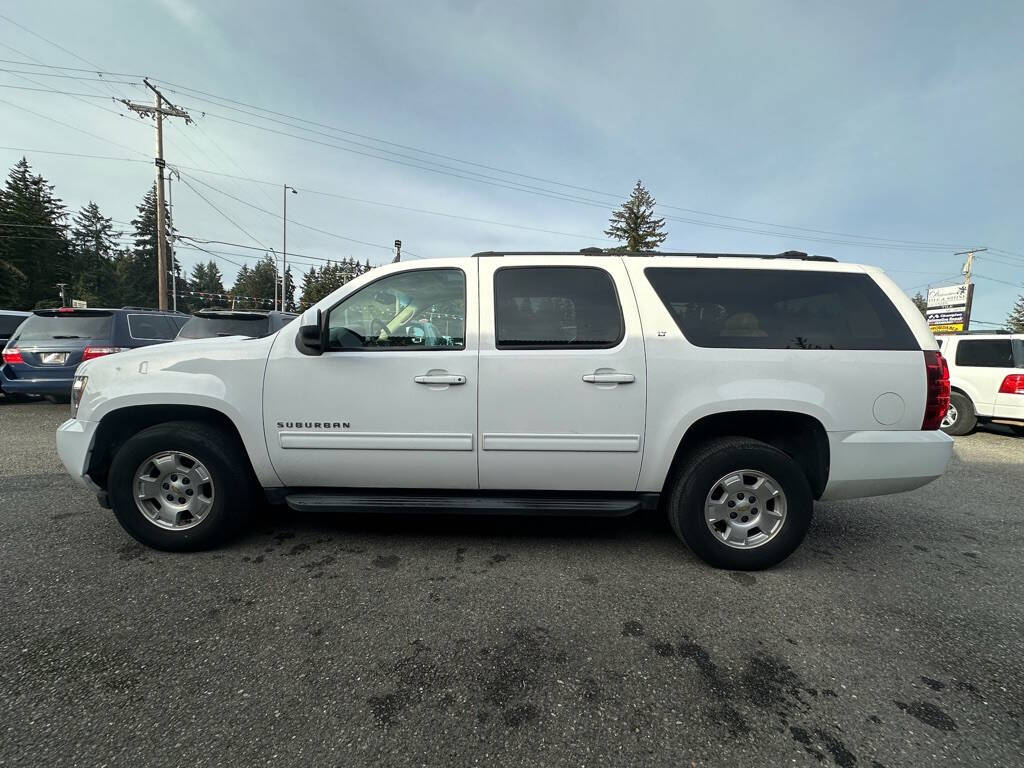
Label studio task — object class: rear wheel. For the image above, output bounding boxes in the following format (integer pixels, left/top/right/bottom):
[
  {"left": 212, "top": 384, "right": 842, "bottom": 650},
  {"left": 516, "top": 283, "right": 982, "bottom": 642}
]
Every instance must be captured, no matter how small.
[
  {"left": 667, "top": 437, "right": 813, "bottom": 570},
  {"left": 941, "top": 391, "right": 976, "bottom": 436},
  {"left": 107, "top": 420, "right": 252, "bottom": 550}
]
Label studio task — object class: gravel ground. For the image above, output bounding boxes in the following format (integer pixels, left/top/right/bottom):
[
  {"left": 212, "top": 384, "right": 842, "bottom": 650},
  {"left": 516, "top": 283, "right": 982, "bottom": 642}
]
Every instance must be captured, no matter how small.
[{"left": 1, "top": 401, "right": 1022, "bottom": 767}]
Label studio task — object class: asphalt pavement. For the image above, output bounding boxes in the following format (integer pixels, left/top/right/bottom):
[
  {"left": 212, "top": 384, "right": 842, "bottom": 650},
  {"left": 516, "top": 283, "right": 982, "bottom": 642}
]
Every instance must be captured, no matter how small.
[{"left": 1, "top": 401, "right": 1022, "bottom": 767}]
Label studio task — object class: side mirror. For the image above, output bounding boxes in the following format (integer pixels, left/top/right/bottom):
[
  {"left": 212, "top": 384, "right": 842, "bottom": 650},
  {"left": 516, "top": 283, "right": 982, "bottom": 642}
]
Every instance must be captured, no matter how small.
[{"left": 294, "top": 308, "right": 324, "bottom": 356}]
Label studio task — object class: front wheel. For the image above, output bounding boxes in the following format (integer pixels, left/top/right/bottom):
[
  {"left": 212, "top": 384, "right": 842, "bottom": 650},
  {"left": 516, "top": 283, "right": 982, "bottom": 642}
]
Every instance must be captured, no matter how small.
[
  {"left": 107, "top": 421, "right": 252, "bottom": 551},
  {"left": 667, "top": 437, "right": 813, "bottom": 570}
]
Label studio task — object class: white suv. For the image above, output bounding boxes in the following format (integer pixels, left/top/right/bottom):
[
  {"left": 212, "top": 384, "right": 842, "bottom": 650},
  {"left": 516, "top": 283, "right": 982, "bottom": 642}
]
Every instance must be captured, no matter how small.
[
  {"left": 56, "top": 250, "right": 954, "bottom": 570},
  {"left": 935, "top": 333, "right": 1024, "bottom": 436}
]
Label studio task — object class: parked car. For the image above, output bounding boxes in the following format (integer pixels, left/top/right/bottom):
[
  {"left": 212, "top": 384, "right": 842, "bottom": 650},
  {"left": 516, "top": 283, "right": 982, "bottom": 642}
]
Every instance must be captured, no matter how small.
[
  {"left": 57, "top": 250, "right": 953, "bottom": 570},
  {"left": 0, "top": 310, "right": 31, "bottom": 398},
  {"left": 0, "top": 309, "right": 30, "bottom": 345},
  {"left": 935, "top": 332, "right": 1024, "bottom": 436},
  {"left": 1, "top": 307, "right": 187, "bottom": 398},
  {"left": 175, "top": 309, "right": 297, "bottom": 340}
]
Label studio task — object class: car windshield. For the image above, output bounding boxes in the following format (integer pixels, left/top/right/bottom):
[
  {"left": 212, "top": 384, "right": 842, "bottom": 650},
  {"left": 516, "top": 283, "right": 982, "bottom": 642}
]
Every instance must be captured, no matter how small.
[
  {"left": 176, "top": 313, "right": 270, "bottom": 340},
  {"left": 15, "top": 311, "right": 113, "bottom": 342}
]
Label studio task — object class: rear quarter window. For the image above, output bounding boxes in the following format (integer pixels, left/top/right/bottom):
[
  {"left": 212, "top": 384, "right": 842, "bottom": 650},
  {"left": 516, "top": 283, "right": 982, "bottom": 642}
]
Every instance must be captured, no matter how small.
[
  {"left": 127, "top": 314, "right": 177, "bottom": 340},
  {"left": 644, "top": 267, "right": 918, "bottom": 351}
]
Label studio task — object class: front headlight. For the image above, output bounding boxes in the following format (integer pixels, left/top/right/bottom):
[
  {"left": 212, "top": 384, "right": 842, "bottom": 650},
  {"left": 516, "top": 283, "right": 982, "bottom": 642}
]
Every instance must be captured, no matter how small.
[{"left": 70, "top": 375, "right": 88, "bottom": 418}]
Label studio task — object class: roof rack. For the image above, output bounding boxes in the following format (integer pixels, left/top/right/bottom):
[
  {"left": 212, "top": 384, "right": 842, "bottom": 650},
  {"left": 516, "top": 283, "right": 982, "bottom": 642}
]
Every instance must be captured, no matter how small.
[{"left": 471, "top": 248, "right": 836, "bottom": 262}]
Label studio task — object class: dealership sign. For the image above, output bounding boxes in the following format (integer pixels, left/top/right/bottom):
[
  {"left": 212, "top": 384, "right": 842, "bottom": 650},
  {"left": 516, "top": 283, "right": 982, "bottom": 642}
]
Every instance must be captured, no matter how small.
[{"left": 926, "top": 283, "right": 973, "bottom": 333}]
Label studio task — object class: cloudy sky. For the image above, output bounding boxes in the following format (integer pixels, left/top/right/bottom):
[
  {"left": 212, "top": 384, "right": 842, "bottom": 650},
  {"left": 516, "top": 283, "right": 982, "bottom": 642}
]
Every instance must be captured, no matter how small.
[{"left": 2, "top": 0, "right": 1022, "bottom": 322}]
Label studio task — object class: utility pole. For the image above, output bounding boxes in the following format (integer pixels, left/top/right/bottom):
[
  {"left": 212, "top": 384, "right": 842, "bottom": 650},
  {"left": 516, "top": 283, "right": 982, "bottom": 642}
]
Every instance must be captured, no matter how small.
[
  {"left": 955, "top": 248, "right": 986, "bottom": 333},
  {"left": 955, "top": 247, "right": 986, "bottom": 289},
  {"left": 121, "top": 81, "right": 192, "bottom": 310},
  {"left": 282, "top": 185, "right": 297, "bottom": 311},
  {"left": 55, "top": 282, "right": 68, "bottom": 307},
  {"left": 392, "top": 239, "right": 402, "bottom": 263},
  {"left": 168, "top": 167, "right": 180, "bottom": 312},
  {"left": 270, "top": 247, "right": 279, "bottom": 310}
]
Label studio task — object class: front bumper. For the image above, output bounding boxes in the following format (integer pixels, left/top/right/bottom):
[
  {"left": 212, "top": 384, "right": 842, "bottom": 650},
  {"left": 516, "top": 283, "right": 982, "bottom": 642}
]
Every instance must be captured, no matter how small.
[
  {"left": 821, "top": 429, "right": 954, "bottom": 501},
  {"left": 56, "top": 418, "right": 101, "bottom": 491}
]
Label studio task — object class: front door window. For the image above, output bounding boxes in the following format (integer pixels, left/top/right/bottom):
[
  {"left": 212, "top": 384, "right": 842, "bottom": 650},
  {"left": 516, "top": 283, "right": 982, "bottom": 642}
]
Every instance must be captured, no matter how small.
[{"left": 325, "top": 268, "right": 466, "bottom": 351}]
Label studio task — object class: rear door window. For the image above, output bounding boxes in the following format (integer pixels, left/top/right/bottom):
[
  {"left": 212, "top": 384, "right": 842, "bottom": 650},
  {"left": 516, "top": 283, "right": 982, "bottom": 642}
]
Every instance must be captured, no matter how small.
[
  {"left": 644, "top": 268, "right": 918, "bottom": 350},
  {"left": 127, "top": 314, "right": 177, "bottom": 340},
  {"left": 14, "top": 311, "right": 113, "bottom": 342},
  {"left": 955, "top": 339, "right": 1015, "bottom": 368},
  {"left": 494, "top": 266, "right": 623, "bottom": 349}
]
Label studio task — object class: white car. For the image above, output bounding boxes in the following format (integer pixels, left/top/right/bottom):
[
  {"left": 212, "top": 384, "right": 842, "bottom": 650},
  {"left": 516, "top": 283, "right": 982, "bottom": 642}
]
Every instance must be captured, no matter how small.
[
  {"left": 56, "top": 250, "right": 954, "bottom": 570},
  {"left": 935, "top": 333, "right": 1024, "bottom": 436}
]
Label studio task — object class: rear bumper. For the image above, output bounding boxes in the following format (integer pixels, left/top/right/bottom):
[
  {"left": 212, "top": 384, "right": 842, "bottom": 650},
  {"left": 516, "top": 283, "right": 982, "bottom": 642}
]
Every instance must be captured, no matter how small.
[
  {"left": 56, "top": 418, "right": 101, "bottom": 491},
  {"left": 820, "top": 429, "right": 954, "bottom": 501},
  {"left": 0, "top": 368, "right": 74, "bottom": 395}
]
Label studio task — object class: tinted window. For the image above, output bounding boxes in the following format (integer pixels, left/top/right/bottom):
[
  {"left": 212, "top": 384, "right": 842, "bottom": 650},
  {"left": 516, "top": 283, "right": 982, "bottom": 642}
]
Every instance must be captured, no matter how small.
[
  {"left": 494, "top": 266, "right": 622, "bottom": 348},
  {"left": 14, "top": 311, "right": 113, "bottom": 342},
  {"left": 177, "top": 314, "right": 270, "bottom": 339},
  {"left": 326, "top": 268, "right": 465, "bottom": 350},
  {"left": 0, "top": 314, "right": 28, "bottom": 337},
  {"left": 128, "top": 314, "right": 176, "bottom": 340},
  {"left": 645, "top": 268, "right": 918, "bottom": 350},
  {"left": 955, "top": 339, "right": 1015, "bottom": 368}
]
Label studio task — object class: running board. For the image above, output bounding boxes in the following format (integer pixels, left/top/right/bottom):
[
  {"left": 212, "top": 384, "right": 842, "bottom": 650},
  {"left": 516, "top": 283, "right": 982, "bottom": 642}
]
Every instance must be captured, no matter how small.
[{"left": 283, "top": 492, "right": 654, "bottom": 517}]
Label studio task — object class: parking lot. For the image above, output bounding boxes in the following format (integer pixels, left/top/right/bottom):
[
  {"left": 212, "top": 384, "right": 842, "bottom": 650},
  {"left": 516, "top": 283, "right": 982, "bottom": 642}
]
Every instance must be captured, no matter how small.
[{"left": 0, "top": 401, "right": 1021, "bottom": 767}]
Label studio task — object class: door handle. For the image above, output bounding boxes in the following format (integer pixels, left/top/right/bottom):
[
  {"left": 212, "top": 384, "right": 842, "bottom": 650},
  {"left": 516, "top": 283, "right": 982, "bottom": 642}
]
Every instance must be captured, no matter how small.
[
  {"left": 582, "top": 372, "right": 635, "bottom": 384},
  {"left": 414, "top": 374, "right": 467, "bottom": 385}
]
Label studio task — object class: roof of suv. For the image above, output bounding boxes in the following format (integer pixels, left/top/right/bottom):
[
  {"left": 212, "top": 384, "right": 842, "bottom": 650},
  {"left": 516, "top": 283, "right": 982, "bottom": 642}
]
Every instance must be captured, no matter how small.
[{"left": 472, "top": 248, "right": 838, "bottom": 262}]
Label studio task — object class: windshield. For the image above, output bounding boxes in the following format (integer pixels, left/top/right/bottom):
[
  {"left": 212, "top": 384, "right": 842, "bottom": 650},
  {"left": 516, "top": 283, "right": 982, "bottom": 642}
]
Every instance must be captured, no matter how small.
[
  {"left": 176, "top": 314, "right": 270, "bottom": 340},
  {"left": 15, "top": 311, "right": 113, "bottom": 342}
]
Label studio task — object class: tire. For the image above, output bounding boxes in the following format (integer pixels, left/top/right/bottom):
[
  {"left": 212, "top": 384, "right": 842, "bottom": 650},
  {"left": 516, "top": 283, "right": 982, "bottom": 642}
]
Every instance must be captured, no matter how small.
[
  {"left": 941, "top": 391, "right": 976, "bottom": 436},
  {"left": 667, "top": 437, "right": 813, "bottom": 570},
  {"left": 1010, "top": 425, "right": 1024, "bottom": 438},
  {"left": 107, "top": 420, "right": 252, "bottom": 551}
]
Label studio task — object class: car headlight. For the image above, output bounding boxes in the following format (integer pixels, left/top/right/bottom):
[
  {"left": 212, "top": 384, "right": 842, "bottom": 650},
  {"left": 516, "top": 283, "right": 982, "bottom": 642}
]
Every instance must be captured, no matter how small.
[{"left": 70, "top": 375, "right": 88, "bottom": 418}]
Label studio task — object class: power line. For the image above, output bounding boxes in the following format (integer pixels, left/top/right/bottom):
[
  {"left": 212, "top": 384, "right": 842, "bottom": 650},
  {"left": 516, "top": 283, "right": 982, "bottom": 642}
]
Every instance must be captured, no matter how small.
[
  {"left": 0, "top": 11, "right": 133, "bottom": 102},
  {"left": 176, "top": 170, "right": 422, "bottom": 257},
  {"left": 0, "top": 59, "right": 996, "bottom": 252},
  {"left": 155, "top": 79, "right": 973, "bottom": 248},
  {"left": 0, "top": 66, "right": 138, "bottom": 85},
  {"left": 176, "top": 175, "right": 271, "bottom": 252},
  {"left": 0, "top": 96, "right": 149, "bottom": 158}
]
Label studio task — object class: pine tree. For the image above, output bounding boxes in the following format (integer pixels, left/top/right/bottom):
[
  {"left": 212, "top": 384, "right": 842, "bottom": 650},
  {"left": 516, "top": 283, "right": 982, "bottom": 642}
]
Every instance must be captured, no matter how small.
[
  {"left": 121, "top": 186, "right": 171, "bottom": 308},
  {"left": 604, "top": 179, "right": 667, "bottom": 252},
  {"left": 1008, "top": 294, "right": 1024, "bottom": 333},
  {"left": 911, "top": 291, "right": 928, "bottom": 317},
  {"left": 0, "top": 157, "right": 70, "bottom": 309},
  {"left": 69, "top": 201, "right": 120, "bottom": 307},
  {"left": 230, "top": 256, "right": 277, "bottom": 309}
]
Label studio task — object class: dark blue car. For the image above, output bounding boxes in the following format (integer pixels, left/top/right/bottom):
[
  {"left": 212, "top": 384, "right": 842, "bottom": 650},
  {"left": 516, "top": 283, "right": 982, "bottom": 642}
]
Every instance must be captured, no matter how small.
[{"left": 1, "top": 307, "right": 187, "bottom": 398}]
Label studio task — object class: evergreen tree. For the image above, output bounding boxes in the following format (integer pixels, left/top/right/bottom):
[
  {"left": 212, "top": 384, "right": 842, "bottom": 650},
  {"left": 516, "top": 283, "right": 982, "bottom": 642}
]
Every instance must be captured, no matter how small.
[
  {"left": 0, "top": 158, "right": 70, "bottom": 309},
  {"left": 1008, "top": 294, "right": 1024, "bottom": 333},
  {"left": 69, "top": 201, "right": 120, "bottom": 307},
  {"left": 230, "top": 258, "right": 276, "bottom": 309},
  {"left": 911, "top": 291, "right": 928, "bottom": 317},
  {"left": 121, "top": 186, "right": 171, "bottom": 308},
  {"left": 604, "top": 179, "right": 668, "bottom": 252},
  {"left": 190, "top": 260, "right": 226, "bottom": 295}
]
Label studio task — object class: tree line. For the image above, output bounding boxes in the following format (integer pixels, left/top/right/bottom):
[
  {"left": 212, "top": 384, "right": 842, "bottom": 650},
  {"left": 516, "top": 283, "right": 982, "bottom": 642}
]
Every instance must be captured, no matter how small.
[
  {"left": 0, "top": 157, "right": 371, "bottom": 313},
  {"left": 7, "top": 157, "right": 1018, "bottom": 328}
]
